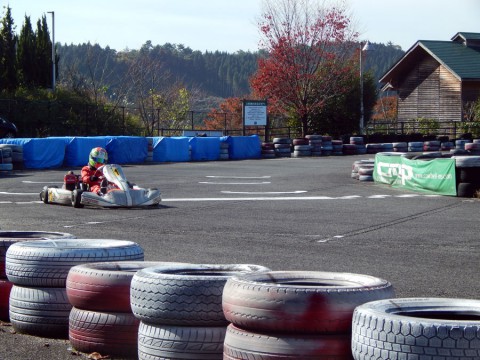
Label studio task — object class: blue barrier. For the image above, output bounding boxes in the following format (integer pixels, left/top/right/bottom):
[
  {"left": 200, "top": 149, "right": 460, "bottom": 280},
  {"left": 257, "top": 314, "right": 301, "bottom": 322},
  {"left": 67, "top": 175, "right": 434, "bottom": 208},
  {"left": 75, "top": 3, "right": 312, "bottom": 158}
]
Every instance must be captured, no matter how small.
[{"left": 0, "top": 135, "right": 264, "bottom": 169}]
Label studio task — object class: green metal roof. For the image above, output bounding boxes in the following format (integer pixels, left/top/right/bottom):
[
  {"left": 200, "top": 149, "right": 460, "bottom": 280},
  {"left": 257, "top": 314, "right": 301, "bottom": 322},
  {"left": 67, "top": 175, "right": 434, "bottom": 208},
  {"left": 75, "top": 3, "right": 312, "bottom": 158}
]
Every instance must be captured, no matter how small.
[{"left": 380, "top": 33, "right": 480, "bottom": 86}]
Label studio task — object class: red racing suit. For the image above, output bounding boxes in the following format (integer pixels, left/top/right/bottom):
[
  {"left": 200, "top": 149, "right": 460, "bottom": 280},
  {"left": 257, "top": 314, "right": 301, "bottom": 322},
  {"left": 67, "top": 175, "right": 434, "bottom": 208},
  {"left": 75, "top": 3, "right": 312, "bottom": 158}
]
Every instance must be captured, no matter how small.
[{"left": 81, "top": 165, "right": 103, "bottom": 194}]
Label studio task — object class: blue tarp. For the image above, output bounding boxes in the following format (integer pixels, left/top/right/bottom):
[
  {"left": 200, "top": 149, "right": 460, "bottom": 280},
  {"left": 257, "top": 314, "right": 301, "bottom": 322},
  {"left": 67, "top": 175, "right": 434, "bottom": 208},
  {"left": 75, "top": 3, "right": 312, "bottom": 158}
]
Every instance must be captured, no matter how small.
[
  {"left": 152, "top": 137, "right": 190, "bottom": 162},
  {"left": 64, "top": 137, "right": 109, "bottom": 167},
  {"left": 106, "top": 136, "right": 148, "bottom": 164},
  {"left": 21, "top": 138, "right": 67, "bottom": 169},
  {"left": 224, "top": 135, "right": 261, "bottom": 160},
  {"left": 189, "top": 137, "right": 220, "bottom": 161}
]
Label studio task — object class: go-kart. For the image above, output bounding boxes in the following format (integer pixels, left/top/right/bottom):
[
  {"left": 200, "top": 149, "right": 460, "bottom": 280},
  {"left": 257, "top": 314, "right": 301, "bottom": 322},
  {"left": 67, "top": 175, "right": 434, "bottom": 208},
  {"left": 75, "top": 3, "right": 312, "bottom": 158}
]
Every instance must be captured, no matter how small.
[{"left": 40, "top": 164, "right": 162, "bottom": 208}]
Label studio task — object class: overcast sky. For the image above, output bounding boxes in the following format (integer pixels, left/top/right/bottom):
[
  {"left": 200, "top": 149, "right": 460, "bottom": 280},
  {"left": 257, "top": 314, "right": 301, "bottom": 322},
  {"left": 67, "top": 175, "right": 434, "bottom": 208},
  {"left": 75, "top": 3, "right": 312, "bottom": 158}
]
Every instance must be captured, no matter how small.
[{"left": 4, "top": 0, "right": 480, "bottom": 52}]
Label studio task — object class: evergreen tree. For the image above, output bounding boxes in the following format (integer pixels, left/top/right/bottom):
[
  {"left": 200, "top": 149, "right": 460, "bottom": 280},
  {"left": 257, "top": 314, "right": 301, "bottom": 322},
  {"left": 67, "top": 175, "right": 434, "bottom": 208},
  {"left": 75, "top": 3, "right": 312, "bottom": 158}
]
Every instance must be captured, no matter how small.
[
  {"left": 35, "top": 15, "right": 53, "bottom": 88},
  {"left": 0, "top": 6, "right": 17, "bottom": 92},
  {"left": 17, "top": 15, "right": 36, "bottom": 87}
]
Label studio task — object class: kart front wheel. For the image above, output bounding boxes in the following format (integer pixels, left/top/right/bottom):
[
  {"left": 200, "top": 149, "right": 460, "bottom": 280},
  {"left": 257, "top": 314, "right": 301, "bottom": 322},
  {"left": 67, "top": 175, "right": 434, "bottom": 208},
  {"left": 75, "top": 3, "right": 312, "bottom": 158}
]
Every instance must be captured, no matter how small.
[{"left": 71, "top": 189, "right": 84, "bottom": 208}]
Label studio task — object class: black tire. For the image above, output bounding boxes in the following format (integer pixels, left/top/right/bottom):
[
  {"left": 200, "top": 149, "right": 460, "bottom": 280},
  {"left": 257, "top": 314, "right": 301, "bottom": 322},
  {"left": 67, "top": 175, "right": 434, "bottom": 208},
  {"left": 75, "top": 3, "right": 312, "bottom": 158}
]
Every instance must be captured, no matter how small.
[
  {"left": 40, "top": 186, "right": 49, "bottom": 203},
  {"left": 351, "top": 298, "right": 480, "bottom": 359},
  {"left": 457, "top": 182, "right": 479, "bottom": 198},
  {"left": 6, "top": 239, "right": 144, "bottom": 287},
  {"left": 130, "top": 263, "right": 270, "bottom": 326},
  {"left": 453, "top": 155, "right": 480, "bottom": 167},
  {"left": 9, "top": 285, "right": 72, "bottom": 339},
  {"left": 138, "top": 322, "right": 226, "bottom": 360},
  {"left": 69, "top": 307, "right": 140, "bottom": 357},
  {"left": 222, "top": 271, "right": 394, "bottom": 334},
  {"left": 459, "top": 167, "right": 480, "bottom": 183},
  {"left": 71, "top": 189, "right": 84, "bottom": 208},
  {"left": 223, "top": 324, "right": 352, "bottom": 360},
  {"left": 66, "top": 261, "right": 185, "bottom": 312},
  {"left": 0, "top": 231, "right": 75, "bottom": 278}
]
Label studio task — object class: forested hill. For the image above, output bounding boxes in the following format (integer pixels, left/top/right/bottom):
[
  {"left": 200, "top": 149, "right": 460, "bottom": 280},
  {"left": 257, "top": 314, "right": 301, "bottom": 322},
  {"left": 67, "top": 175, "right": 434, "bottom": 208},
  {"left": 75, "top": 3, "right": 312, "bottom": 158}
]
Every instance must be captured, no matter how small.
[{"left": 57, "top": 42, "right": 404, "bottom": 100}]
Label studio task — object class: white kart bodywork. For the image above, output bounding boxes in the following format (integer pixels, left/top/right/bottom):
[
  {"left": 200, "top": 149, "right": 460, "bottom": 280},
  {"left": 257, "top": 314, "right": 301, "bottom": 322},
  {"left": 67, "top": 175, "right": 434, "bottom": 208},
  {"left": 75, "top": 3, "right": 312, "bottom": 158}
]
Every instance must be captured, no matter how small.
[{"left": 41, "top": 164, "right": 162, "bottom": 208}]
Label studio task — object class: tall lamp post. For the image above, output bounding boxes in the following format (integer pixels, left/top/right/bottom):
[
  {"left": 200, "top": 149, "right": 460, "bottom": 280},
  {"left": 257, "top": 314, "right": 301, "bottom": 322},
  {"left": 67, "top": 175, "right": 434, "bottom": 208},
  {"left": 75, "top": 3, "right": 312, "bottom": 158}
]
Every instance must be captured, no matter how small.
[
  {"left": 359, "top": 41, "right": 374, "bottom": 134},
  {"left": 47, "top": 11, "right": 55, "bottom": 92}
]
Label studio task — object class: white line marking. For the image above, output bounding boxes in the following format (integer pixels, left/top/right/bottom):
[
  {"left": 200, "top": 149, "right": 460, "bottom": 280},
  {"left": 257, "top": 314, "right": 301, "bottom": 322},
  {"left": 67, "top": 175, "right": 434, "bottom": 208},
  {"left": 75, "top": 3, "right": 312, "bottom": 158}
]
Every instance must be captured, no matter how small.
[
  {"left": 368, "top": 195, "right": 392, "bottom": 199},
  {"left": 221, "top": 190, "right": 307, "bottom": 194},
  {"left": 22, "top": 181, "right": 61, "bottom": 184},
  {"left": 206, "top": 176, "right": 271, "bottom": 179},
  {"left": 0, "top": 192, "right": 40, "bottom": 196},
  {"left": 199, "top": 182, "right": 271, "bottom": 185}
]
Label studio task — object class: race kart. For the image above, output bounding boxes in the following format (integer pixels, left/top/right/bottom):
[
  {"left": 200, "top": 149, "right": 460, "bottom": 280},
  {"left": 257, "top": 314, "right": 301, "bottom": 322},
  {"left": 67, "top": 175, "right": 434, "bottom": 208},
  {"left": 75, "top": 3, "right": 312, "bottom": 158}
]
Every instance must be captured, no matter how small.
[{"left": 40, "top": 164, "right": 162, "bottom": 208}]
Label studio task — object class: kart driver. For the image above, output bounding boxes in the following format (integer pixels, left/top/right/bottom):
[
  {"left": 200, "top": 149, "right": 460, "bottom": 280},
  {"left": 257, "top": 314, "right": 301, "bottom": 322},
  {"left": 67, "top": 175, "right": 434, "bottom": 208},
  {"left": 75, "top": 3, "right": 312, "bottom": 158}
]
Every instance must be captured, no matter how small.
[{"left": 81, "top": 147, "right": 109, "bottom": 195}]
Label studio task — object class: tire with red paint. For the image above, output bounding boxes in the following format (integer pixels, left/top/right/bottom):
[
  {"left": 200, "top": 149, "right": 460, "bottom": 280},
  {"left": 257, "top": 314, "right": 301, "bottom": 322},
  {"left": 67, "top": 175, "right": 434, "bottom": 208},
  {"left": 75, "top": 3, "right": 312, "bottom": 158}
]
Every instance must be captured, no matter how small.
[
  {"left": 0, "top": 279, "right": 13, "bottom": 321},
  {"left": 223, "top": 324, "right": 352, "bottom": 360},
  {"left": 222, "top": 271, "right": 394, "bottom": 334},
  {"left": 66, "top": 261, "right": 186, "bottom": 312},
  {"left": 69, "top": 307, "right": 140, "bottom": 357},
  {"left": 0, "top": 231, "right": 75, "bottom": 277},
  {"left": 130, "top": 263, "right": 269, "bottom": 326}
]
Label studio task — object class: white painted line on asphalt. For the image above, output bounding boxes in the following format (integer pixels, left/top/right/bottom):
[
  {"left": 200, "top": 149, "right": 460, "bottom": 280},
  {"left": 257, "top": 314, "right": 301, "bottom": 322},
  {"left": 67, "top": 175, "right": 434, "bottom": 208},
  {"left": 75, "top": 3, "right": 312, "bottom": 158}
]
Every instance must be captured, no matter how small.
[
  {"left": 22, "top": 180, "right": 61, "bottom": 184},
  {"left": 199, "top": 182, "right": 271, "bottom": 185},
  {"left": 0, "top": 191, "right": 40, "bottom": 195},
  {"left": 221, "top": 190, "right": 307, "bottom": 194},
  {"left": 368, "top": 195, "right": 392, "bottom": 198},
  {"left": 206, "top": 176, "right": 271, "bottom": 179}
]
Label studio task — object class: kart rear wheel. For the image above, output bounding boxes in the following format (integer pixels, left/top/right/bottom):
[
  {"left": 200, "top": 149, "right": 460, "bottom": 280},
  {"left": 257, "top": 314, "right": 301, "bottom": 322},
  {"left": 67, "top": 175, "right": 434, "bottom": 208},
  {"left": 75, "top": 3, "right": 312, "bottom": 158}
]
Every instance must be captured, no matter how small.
[
  {"left": 71, "top": 189, "right": 84, "bottom": 208},
  {"left": 40, "top": 186, "right": 49, "bottom": 204}
]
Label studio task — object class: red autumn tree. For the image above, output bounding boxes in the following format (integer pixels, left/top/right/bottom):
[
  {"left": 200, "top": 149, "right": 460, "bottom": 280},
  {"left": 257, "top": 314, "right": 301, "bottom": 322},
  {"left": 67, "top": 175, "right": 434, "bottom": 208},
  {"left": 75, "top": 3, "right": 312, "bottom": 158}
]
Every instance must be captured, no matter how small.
[
  {"left": 204, "top": 97, "right": 244, "bottom": 131},
  {"left": 372, "top": 95, "right": 398, "bottom": 121},
  {"left": 251, "top": 0, "right": 359, "bottom": 136}
]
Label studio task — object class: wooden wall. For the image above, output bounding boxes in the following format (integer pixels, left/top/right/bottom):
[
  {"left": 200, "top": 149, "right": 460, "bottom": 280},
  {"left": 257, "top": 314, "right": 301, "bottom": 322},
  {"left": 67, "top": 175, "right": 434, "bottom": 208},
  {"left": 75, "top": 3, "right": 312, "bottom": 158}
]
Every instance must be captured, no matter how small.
[{"left": 397, "top": 57, "right": 462, "bottom": 122}]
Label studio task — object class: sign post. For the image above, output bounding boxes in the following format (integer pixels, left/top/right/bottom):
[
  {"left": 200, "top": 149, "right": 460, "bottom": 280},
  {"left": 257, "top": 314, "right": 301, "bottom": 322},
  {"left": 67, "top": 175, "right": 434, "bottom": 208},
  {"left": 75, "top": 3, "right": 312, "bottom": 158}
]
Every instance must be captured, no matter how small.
[{"left": 242, "top": 100, "right": 267, "bottom": 137}]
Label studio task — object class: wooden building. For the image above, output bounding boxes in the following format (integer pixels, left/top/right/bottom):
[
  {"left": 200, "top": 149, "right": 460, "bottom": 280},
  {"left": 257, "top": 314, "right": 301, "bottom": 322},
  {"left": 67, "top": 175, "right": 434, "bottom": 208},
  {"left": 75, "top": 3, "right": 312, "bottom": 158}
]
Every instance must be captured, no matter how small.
[{"left": 379, "top": 32, "right": 480, "bottom": 122}]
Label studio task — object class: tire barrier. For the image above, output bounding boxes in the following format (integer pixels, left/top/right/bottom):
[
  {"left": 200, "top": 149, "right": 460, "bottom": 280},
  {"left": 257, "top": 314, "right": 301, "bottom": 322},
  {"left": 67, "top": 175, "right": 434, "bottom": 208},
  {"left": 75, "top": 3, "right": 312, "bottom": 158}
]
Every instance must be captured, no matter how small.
[
  {"left": 351, "top": 297, "right": 480, "bottom": 359},
  {"left": 69, "top": 307, "right": 140, "bottom": 357},
  {"left": 67, "top": 261, "right": 184, "bottom": 357},
  {"left": 6, "top": 239, "right": 144, "bottom": 287},
  {"left": 0, "top": 231, "right": 75, "bottom": 321},
  {"left": 220, "top": 141, "right": 229, "bottom": 160},
  {"left": 9, "top": 285, "right": 72, "bottom": 339},
  {"left": 273, "top": 138, "right": 291, "bottom": 158},
  {"left": 131, "top": 263, "right": 269, "bottom": 360},
  {"left": 453, "top": 156, "right": 480, "bottom": 198},
  {"left": 5, "top": 239, "right": 143, "bottom": 339},
  {"left": 351, "top": 160, "right": 375, "bottom": 181},
  {"left": 332, "top": 140, "right": 343, "bottom": 155},
  {"left": 224, "top": 324, "right": 353, "bottom": 360},
  {"left": 342, "top": 144, "right": 357, "bottom": 156},
  {"left": 0, "top": 145, "right": 13, "bottom": 171},
  {"left": 321, "top": 136, "right": 332, "bottom": 156},
  {"left": 222, "top": 271, "right": 394, "bottom": 359},
  {"left": 306, "top": 135, "right": 322, "bottom": 156}
]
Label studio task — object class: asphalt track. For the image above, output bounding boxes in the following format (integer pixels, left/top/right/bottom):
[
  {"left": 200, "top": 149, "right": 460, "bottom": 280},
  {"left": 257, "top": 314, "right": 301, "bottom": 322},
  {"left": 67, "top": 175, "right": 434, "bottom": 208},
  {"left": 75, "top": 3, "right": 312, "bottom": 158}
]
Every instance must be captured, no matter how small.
[{"left": 0, "top": 155, "right": 478, "bottom": 359}]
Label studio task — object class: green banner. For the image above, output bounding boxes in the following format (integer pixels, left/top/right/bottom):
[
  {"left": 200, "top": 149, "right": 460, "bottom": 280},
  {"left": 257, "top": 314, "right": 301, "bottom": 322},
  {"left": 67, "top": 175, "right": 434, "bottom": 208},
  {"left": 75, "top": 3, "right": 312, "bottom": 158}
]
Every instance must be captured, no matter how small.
[{"left": 373, "top": 155, "right": 457, "bottom": 196}]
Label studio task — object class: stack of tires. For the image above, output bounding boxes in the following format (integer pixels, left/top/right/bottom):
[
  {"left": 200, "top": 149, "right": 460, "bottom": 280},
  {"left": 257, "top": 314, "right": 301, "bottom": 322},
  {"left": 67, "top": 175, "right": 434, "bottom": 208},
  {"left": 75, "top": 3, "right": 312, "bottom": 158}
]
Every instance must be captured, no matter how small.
[
  {"left": 0, "top": 231, "right": 75, "bottom": 322},
  {"left": 146, "top": 138, "right": 154, "bottom": 162},
  {"left": 222, "top": 271, "right": 395, "bottom": 359},
  {"left": 332, "top": 140, "right": 344, "bottom": 155},
  {"left": 408, "top": 141, "right": 424, "bottom": 152},
  {"left": 441, "top": 141, "right": 454, "bottom": 151},
  {"left": 220, "top": 141, "right": 229, "bottom": 160},
  {"left": 423, "top": 140, "right": 441, "bottom": 152},
  {"left": 455, "top": 139, "right": 471, "bottom": 151},
  {"left": 352, "top": 298, "right": 480, "bottom": 359},
  {"left": 306, "top": 135, "right": 322, "bottom": 156},
  {"left": 342, "top": 144, "right": 357, "bottom": 155},
  {"left": 261, "top": 142, "right": 276, "bottom": 159},
  {"left": 292, "top": 138, "right": 311, "bottom": 157},
  {"left": 392, "top": 142, "right": 408, "bottom": 152},
  {"left": 366, "top": 143, "right": 383, "bottom": 154},
  {"left": 350, "top": 137, "right": 366, "bottom": 155},
  {"left": 321, "top": 136, "right": 333, "bottom": 156},
  {"left": 273, "top": 138, "right": 291, "bottom": 158},
  {"left": 130, "top": 263, "right": 269, "bottom": 360},
  {"left": 0, "top": 145, "right": 13, "bottom": 172},
  {"left": 351, "top": 160, "right": 374, "bottom": 180},
  {"left": 5, "top": 239, "right": 144, "bottom": 338},
  {"left": 67, "top": 261, "right": 172, "bottom": 358},
  {"left": 453, "top": 156, "right": 480, "bottom": 197},
  {"left": 465, "top": 141, "right": 480, "bottom": 155}
]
